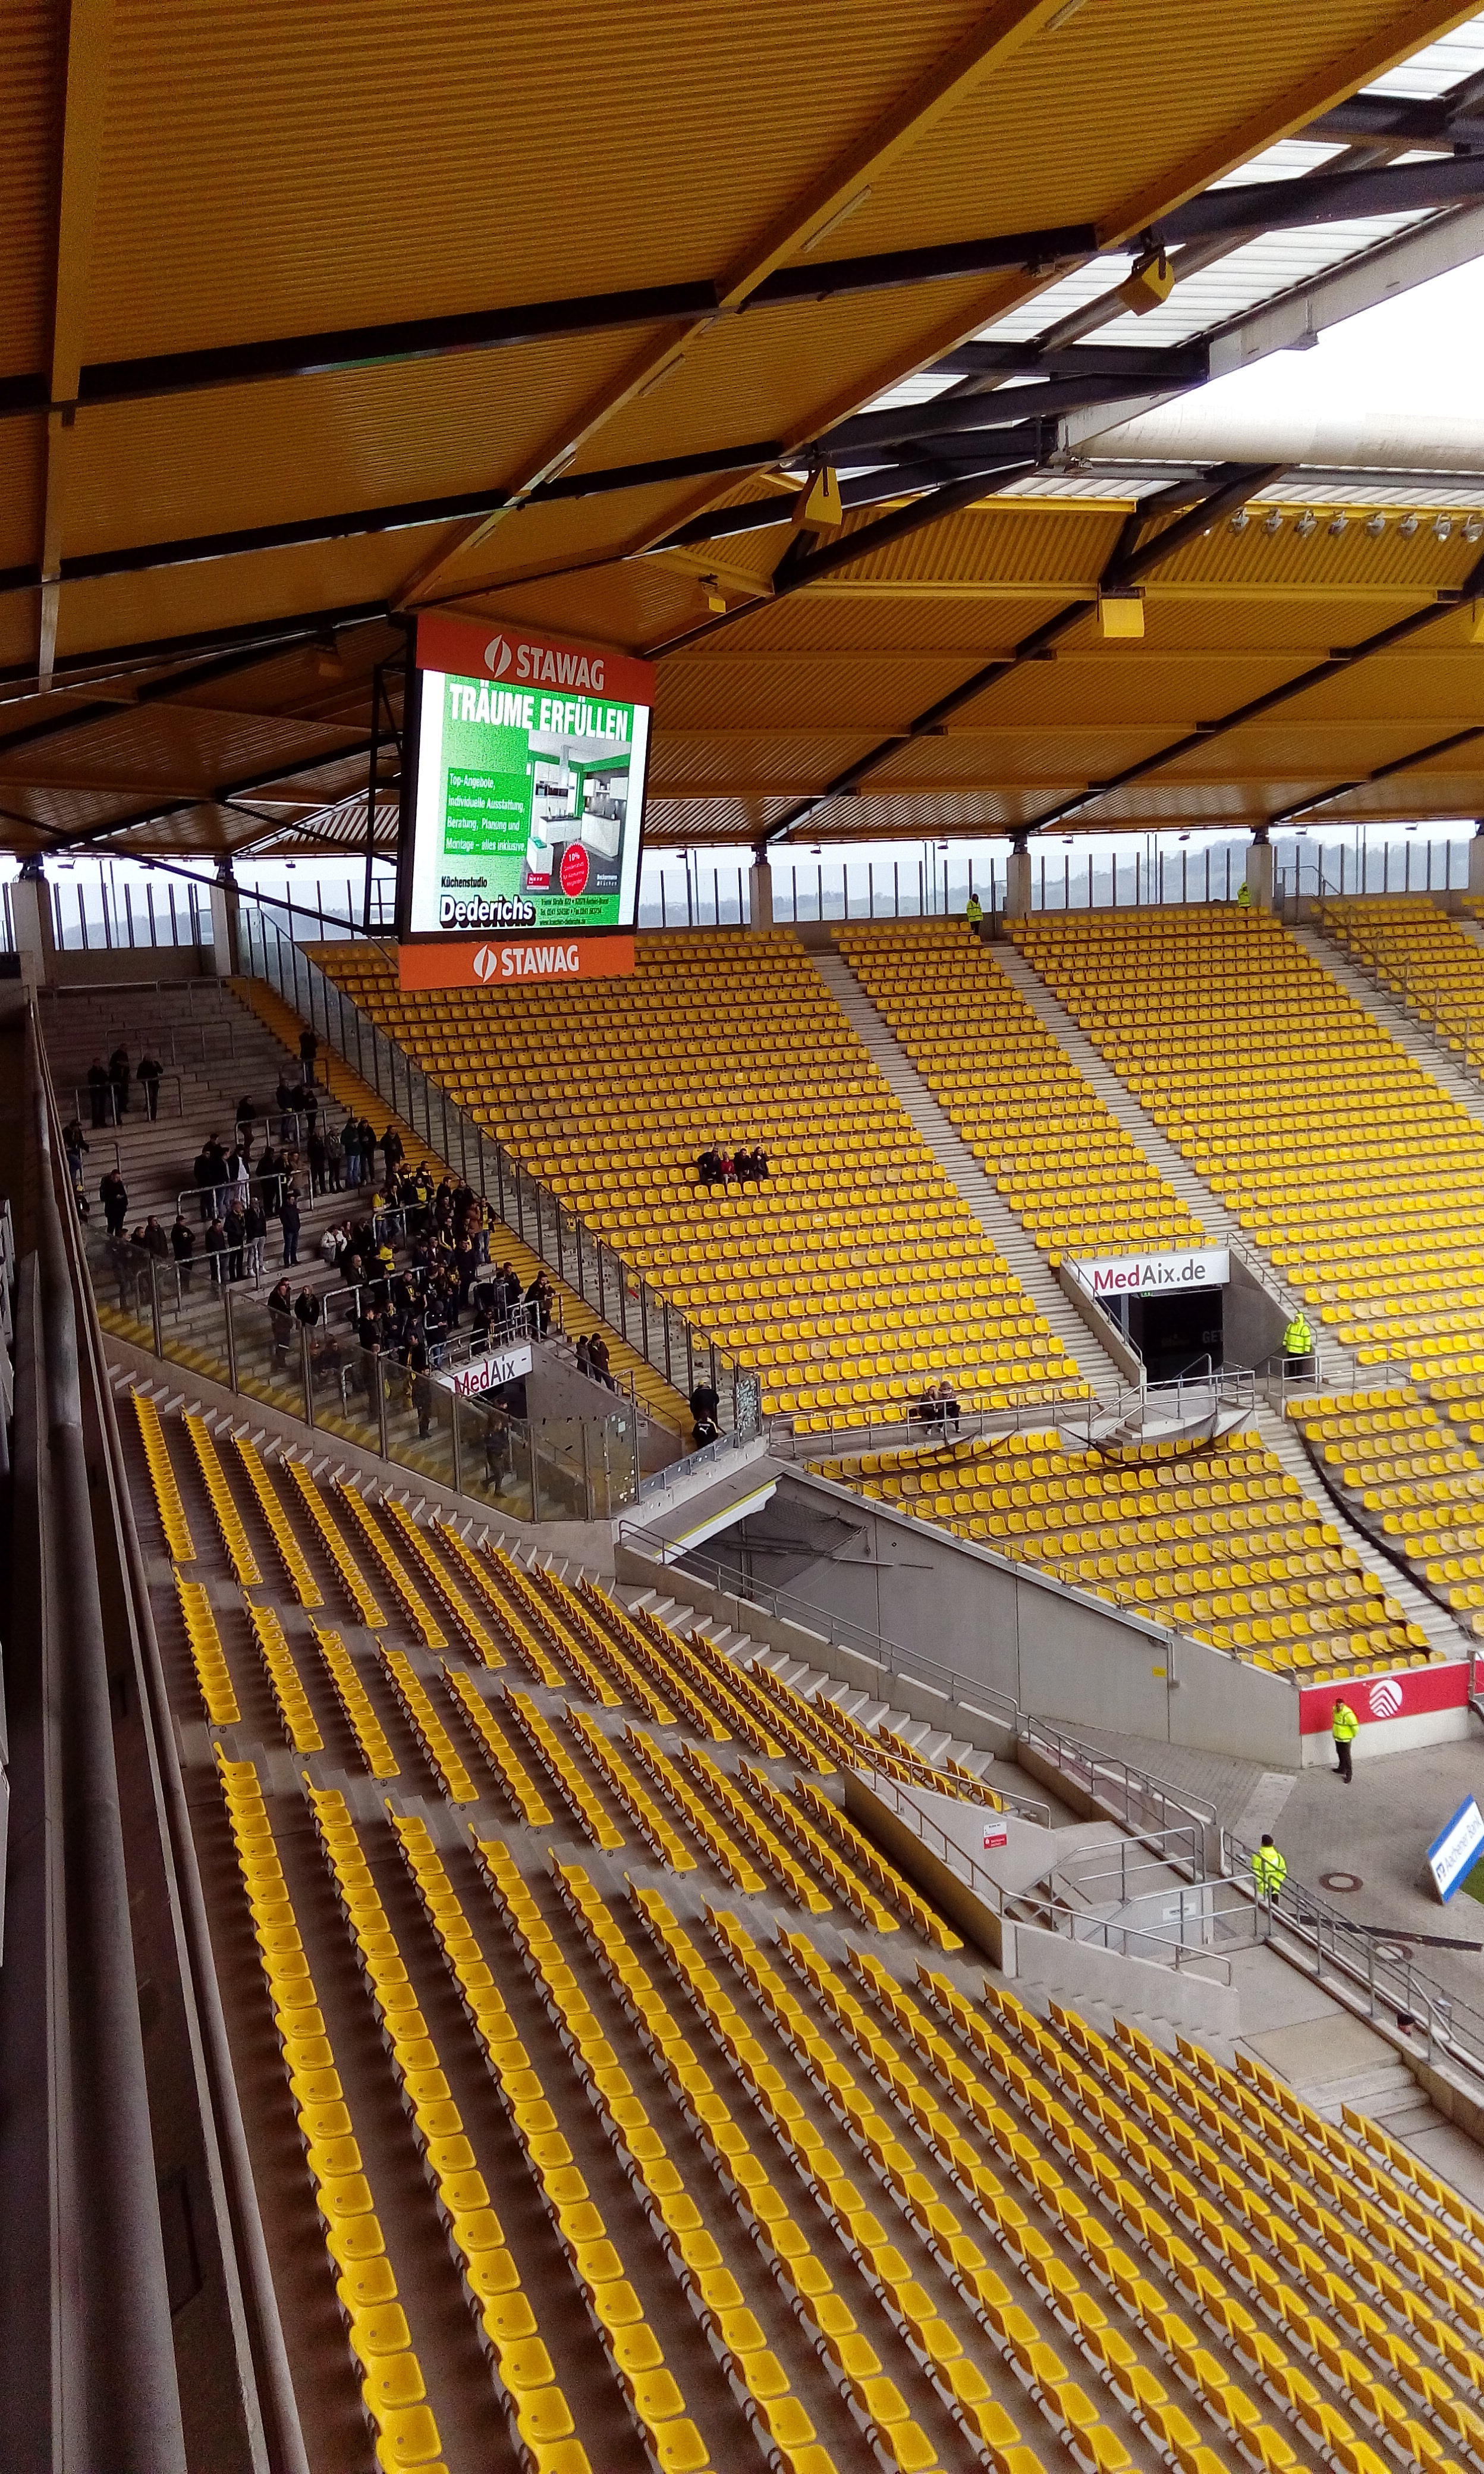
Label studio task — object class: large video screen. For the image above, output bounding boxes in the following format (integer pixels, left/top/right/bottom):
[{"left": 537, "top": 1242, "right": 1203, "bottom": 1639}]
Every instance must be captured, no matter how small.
[{"left": 403, "top": 614, "right": 653, "bottom": 939}]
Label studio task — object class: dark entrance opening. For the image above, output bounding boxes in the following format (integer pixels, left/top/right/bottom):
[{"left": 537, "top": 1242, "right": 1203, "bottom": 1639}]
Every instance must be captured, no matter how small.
[{"left": 1124, "top": 1285, "right": 1224, "bottom": 1385}]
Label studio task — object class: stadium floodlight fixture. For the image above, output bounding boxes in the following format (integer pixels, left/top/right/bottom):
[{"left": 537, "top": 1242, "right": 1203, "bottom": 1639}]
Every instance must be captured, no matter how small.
[
  {"left": 1399, "top": 513, "right": 1420, "bottom": 536},
  {"left": 1263, "top": 509, "right": 1283, "bottom": 533},
  {"left": 1434, "top": 514, "right": 1454, "bottom": 540},
  {"left": 1328, "top": 514, "right": 1348, "bottom": 536},
  {"left": 1230, "top": 508, "right": 1249, "bottom": 533},
  {"left": 1466, "top": 516, "right": 1484, "bottom": 542},
  {"left": 1295, "top": 511, "right": 1317, "bottom": 538},
  {"left": 1366, "top": 514, "right": 1385, "bottom": 536}
]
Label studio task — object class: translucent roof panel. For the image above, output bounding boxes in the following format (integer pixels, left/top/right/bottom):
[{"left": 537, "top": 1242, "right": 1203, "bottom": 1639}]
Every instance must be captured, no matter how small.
[{"left": 1364, "top": 18, "right": 1484, "bottom": 98}]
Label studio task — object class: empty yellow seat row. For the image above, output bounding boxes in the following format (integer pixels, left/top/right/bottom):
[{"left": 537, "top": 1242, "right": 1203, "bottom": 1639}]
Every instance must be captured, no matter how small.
[
  {"left": 439, "top": 1666, "right": 553, "bottom": 1825},
  {"left": 315, "top": 1624, "right": 399, "bottom": 1778},
  {"left": 285, "top": 1459, "right": 388, "bottom": 1627},
  {"left": 502, "top": 1688, "right": 624, "bottom": 1851},
  {"left": 234, "top": 1436, "right": 323, "bottom": 1607},
  {"left": 246, "top": 1601, "right": 323, "bottom": 1753},
  {"left": 622, "top": 1727, "right": 766, "bottom": 1893},
  {"left": 215, "top": 1755, "right": 445, "bottom": 2472},
  {"left": 133, "top": 1390, "right": 196, "bottom": 1561},
  {"left": 176, "top": 1572, "right": 240, "bottom": 1725}
]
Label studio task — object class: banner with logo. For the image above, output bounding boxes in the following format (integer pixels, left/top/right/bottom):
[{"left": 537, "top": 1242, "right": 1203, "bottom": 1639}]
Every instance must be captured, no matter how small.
[
  {"left": 1071, "top": 1247, "right": 1230, "bottom": 1295},
  {"left": 403, "top": 614, "right": 653, "bottom": 940},
  {"left": 399, "top": 935, "right": 634, "bottom": 991},
  {"left": 1298, "top": 1663, "right": 1469, "bottom": 1734},
  {"left": 432, "top": 1340, "right": 533, "bottom": 1397}
]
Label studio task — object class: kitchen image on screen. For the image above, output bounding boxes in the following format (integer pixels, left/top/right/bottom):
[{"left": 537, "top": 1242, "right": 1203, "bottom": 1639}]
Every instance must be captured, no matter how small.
[{"left": 409, "top": 664, "right": 650, "bottom": 934}]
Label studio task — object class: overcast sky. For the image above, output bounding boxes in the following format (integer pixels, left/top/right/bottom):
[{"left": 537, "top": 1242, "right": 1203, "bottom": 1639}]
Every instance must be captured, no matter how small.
[{"left": 1198, "top": 251, "right": 1484, "bottom": 423}]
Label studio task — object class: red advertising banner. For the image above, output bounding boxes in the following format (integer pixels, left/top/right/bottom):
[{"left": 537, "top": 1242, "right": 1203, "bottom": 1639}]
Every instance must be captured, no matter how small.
[
  {"left": 415, "top": 612, "right": 655, "bottom": 707},
  {"left": 398, "top": 934, "right": 635, "bottom": 991},
  {"left": 1299, "top": 1662, "right": 1468, "bottom": 1734}
]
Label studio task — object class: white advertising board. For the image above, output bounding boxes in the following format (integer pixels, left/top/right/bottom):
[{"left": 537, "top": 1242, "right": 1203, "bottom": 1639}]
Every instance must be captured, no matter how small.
[
  {"left": 1426, "top": 1794, "right": 1484, "bottom": 1901},
  {"left": 433, "top": 1341, "right": 533, "bottom": 1399},
  {"left": 1072, "top": 1248, "right": 1231, "bottom": 1296}
]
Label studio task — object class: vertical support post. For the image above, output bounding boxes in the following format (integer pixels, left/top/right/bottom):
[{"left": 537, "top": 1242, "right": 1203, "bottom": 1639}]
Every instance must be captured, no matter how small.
[
  {"left": 1004, "top": 834, "right": 1032, "bottom": 921},
  {"left": 1246, "top": 829, "right": 1275, "bottom": 912},
  {"left": 363, "top": 663, "right": 383, "bottom": 933},
  {"left": 747, "top": 846, "right": 774, "bottom": 930}
]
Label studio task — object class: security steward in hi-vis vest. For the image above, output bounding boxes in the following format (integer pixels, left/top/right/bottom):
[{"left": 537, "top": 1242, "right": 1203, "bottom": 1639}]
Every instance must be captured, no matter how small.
[
  {"left": 1283, "top": 1310, "right": 1315, "bottom": 1368},
  {"left": 1252, "top": 1835, "right": 1287, "bottom": 1895},
  {"left": 1331, "top": 1696, "right": 1359, "bottom": 1783}
]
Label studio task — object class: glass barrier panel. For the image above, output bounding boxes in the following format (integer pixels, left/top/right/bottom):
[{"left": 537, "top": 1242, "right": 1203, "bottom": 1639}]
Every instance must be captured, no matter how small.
[
  {"left": 454, "top": 1393, "right": 537, "bottom": 1522},
  {"left": 89, "top": 1230, "right": 158, "bottom": 1352},
  {"left": 230, "top": 1291, "right": 312, "bottom": 1421},
  {"left": 589, "top": 1409, "right": 640, "bottom": 1518},
  {"left": 158, "top": 1258, "right": 232, "bottom": 1387},
  {"left": 381, "top": 1351, "right": 458, "bottom": 1492},
  {"left": 310, "top": 1333, "right": 386, "bottom": 1456},
  {"left": 530, "top": 1415, "right": 589, "bottom": 1525}
]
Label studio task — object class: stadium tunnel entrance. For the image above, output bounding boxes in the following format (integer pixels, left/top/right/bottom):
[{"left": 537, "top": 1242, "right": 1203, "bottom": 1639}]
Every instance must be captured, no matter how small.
[{"left": 1112, "top": 1285, "right": 1225, "bottom": 1384}]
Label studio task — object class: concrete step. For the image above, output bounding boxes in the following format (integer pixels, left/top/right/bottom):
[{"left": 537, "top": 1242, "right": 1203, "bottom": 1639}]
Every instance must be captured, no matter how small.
[
  {"left": 811, "top": 946, "right": 1127, "bottom": 1396},
  {"left": 991, "top": 943, "right": 1355, "bottom": 1387},
  {"left": 1288, "top": 921, "right": 1484, "bottom": 1126},
  {"left": 1254, "top": 1402, "right": 1470, "bottom": 1660}
]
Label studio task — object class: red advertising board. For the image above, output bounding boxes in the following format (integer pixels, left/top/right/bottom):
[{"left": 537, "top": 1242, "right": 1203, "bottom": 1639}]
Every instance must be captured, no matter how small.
[
  {"left": 398, "top": 934, "right": 635, "bottom": 991},
  {"left": 1298, "top": 1663, "right": 1468, "bottom": 1735},
  {"left": 414, "top": 612, "right": 656, "bottom": 705}
]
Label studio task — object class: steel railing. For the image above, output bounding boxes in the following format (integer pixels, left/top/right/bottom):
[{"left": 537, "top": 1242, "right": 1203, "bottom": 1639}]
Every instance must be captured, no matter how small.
[
  {"left": 241, "top": 902, "right": 762, "bottom": 1442},
  {"left": 1222, "top": 1826, "right": 1484, "bottom": 2095}
]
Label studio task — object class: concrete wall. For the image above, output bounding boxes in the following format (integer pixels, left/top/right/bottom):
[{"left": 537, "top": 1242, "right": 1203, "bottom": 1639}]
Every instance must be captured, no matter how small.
[
  {"left": 1225, "top": 1253, "right": 1289, "bottom": 1371},
  {"left": 45, "top": 947, "right": 215, "bottom": 987},
  {"left": 614, "top": 1540, "right": 1020, "bottom": 1760},
  {"left": 524, "top": 1342, "right": 683, "bottom": 1472},
  {"left": 1057, "top": 1262, "right": 1143, "bottom": 1385},
  {"left": 844, "top": 1774, "right": 1237, "bottom": 2030},
  {"left": 722, "top": 1468, "right": 1303, "bottom": 1767}
]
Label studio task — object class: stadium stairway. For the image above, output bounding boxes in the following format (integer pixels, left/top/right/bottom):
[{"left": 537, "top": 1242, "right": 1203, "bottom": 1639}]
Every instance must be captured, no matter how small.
[
  {"left": 1290, "top": 919, "right": 1484, "bottom": 1126},
  {"left": 1253, "top": 1403, "right": 1468, "bottom": 1662},
  {"left": 810, "top": 948, "right": 1127, "bottom": 1398},
  {"left": 231, "top": 971, "right": 693, "bottom": 1433},
  {"left": 989, "top": 943, "right": 1354, "bottom": 1387},
  {"left": 37, "top": 981, "right": 362, "bottom": 1339},
  {"left": 621, "top": 1580, "right": 1000, "bottom": 1784}
]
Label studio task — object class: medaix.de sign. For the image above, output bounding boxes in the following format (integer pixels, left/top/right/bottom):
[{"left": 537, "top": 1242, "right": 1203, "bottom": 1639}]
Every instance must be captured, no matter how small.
[
  {"left": 433, "top": 1342, "right": 533, "bottom": 1398},
  {"left": 1072, "top": 1248, "right": 1231, "bottom": 1296}
]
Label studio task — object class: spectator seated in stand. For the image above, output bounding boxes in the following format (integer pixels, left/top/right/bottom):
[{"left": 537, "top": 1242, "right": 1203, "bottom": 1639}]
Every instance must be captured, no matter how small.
[
  {"left": 696, "top": 1143, "right": 724, "bottom": 1187},
  {"left": 734, "top": 1143, "right": 769, "bottom": 1186}
]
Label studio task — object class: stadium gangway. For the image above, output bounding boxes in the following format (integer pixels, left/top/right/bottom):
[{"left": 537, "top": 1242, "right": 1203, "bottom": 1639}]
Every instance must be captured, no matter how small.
[
  {"left": 1222, "top": 1825, "right": 1484, "bottom": 2100},
  {"left": 241, "top": 900, "right": 763, "bottom": 1440},
  {"left": 1311, "top": 905, "right": 1484, "bottom": 1095},
  {"left": 0, "top": 999, "right": 306, "bottom": 2470},
  {"left": 764, "top": 1374, "right": 1120, "bottom": 1459},
  {"left": 861, "top": 1770, "right": 1233, "bottom": 1985}
]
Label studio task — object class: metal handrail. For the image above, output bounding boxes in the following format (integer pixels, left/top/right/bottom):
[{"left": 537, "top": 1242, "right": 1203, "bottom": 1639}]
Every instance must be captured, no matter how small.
[
  {"left": 866, "top": 1773, "right": 1230, "bottom": 1980},
  {"left": 615, "top": 1512, "right": 1024, "bottom": 1737},
  {"left": 1222, "top": 1826, "right": 1484, "bottom": 2093},
  {"left": 241, "top": 902, "right": 760, "bottom": 1441},
  {"left": 1018, "top": 1713, "right": 1216, "bottom": 1860},
  {"left": 67, "top": 1067, "right": 185, "bottom": 1123}
]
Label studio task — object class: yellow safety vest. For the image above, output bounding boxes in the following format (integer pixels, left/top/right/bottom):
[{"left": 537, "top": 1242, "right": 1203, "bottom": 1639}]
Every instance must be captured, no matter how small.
[
  {"left": 966, "top": 897, "right": 983, "bottom": 925},
  {"left": 1284, "top": 1313, "right": 1313, "bottom": 1354},
  {"left": 1236, "top": 881, "right": 1253, "bottom": 906},
  {"left": 1252, "top": 1845, "right": 1287, "bottom": 1894},
  {"left": 1332, "top": 1702, "right": 1359, "bottom": 1743}
]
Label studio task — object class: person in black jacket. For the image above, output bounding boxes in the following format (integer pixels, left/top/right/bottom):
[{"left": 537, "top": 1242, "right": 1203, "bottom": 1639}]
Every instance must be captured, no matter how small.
[
  {"left": 223, "top": 1200, "right": 246, "bottom": 1282},
  {"left": 170, "top": 1213, "right": 196, "bottom": 1295},
  {"left": 87, "top": 1058, "right": 111, "bottom": 1127},
  {"left": 267, "top": 1276, "right": 294, "bottom": 1362},
  {"left": 100, "top": 1167, "right": 128, "bottom": 1236},
  {"left": 108, "top": 1044, "right": 131, "bottom": 1119},
  {"left": 298, "top": 1025, "right": 318, "bottom": 1082},
  {"left": 205, "top": 1216, "right": 229, "bottom": 1290},
  {"left": 279, "top": 1185, "right": 301, "bottom": 1267},
  {"left": 137, "top": 1054, "right": 164, "bottom": 1120}
]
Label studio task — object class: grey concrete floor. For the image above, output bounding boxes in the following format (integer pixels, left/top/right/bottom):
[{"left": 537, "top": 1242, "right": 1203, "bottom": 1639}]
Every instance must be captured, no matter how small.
[{"left": 1038, "top": 1716, "right": 1484, "bottom": 2014}]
